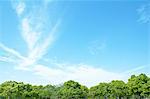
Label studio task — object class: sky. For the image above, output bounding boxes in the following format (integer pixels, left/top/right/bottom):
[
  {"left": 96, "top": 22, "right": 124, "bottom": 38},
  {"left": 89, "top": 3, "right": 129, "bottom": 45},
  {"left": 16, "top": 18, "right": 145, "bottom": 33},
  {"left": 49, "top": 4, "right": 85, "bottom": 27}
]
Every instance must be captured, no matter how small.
[{"left": 0, "top": 0, "right": 149, "bottom": 87}]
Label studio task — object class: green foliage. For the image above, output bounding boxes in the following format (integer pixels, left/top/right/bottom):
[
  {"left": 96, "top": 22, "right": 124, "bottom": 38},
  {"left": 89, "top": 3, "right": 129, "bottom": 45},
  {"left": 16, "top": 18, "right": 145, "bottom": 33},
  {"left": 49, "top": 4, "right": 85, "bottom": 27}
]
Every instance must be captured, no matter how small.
[
  {"left": 127, "top": 73, "right": 150, "bottom": 98},
  {"left": 0, "top": 73, "right": 150, "bottom": 99},
  {"left": 109, "top": 80, "right": 128, "bottom": 98},
  {"left": 56, "top": 80, "right": 88, "bottom": 99},
  {"left": 89, "top": 82, "right": 110, "bottom": 98}
]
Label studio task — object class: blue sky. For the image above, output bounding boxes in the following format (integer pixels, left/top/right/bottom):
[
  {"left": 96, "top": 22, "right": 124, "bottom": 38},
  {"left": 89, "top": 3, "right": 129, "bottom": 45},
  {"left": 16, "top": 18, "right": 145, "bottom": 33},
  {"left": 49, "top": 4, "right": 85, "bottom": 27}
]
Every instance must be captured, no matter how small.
[{"left": 0, "top": 0, "right": 149, "bottom": 87}]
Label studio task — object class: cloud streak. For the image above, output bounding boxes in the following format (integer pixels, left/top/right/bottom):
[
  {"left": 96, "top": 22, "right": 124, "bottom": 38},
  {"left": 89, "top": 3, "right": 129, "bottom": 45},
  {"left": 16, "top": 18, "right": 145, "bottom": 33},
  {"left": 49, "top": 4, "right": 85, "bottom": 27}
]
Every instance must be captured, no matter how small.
[
  {"left": 11, "top": 0, "right": 60, "bottom": 68},
  {"left": 0, "top": 56, "right": 16, "bottom": 63},
  {"left": 137, "top": 3, "right": 150, "bottom": 24},
  {"left": 123, "top": 64, "right": 150, "bottom": 74},
  {"left": 0, "top": 43, "right": 25, "bottom": 60},
  {"left": 0, "top": 1, "right": 60, "bottom": 70}
]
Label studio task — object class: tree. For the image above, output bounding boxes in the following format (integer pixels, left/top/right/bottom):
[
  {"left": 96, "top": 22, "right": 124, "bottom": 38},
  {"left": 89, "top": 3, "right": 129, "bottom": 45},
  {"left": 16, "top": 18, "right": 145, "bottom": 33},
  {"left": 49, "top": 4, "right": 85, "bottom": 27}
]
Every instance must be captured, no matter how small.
[
  {"left": 38, "top": 84, "right": 55, "bottom": 99},
  {"left": 127, "top": 73, "right": 149, "bottom": 98},
  {"left": 0, "top": 81, "right": 18, "bottom": 98},
  {"left": 0, "top": 73, "right": 150, "bottom": 99},
  {"left": 89, "top": 82, "right": 111, "bottom": 99},
  {"left": 141, "top": 79, "right": 150, "bottom": 98},
  {"left": 57, "top": 80, "right": 88, "bottom": 99},
  {"left": 109, "top": 80, "right": 128, "bottom": 99}
]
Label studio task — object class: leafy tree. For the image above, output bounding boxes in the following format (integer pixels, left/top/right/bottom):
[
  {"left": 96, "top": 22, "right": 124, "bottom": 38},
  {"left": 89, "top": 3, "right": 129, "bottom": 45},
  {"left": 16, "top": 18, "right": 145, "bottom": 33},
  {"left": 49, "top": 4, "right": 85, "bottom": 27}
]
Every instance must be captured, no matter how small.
[
  {"left": 127, "top": 73, "right": 149, "bottom": 98},
  {"left": 109, "top": 80, "right": 128, "bottom": 99},
  {"left": 0, "top": 73, "right": 150, "bottom": 99},
  {"left": 0, "top": 81, "right": 18, "bottom": 98},
  {"left": 38, "top": 84, "right": 56, "bottom": 99},
  {"left": 141, "top": 79, "right": 150, "bottom": 98},
  {"left": 89, "top": 82, "right": 111, "bottom": 99},
  {"left": 57, "top": 80, "right": 88, "bottom": 99}
]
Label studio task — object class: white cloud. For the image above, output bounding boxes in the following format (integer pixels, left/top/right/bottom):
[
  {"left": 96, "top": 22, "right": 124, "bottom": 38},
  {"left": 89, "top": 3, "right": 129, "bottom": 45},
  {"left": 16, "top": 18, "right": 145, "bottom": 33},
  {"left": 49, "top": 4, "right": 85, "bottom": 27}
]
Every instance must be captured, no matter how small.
[
  {"left": 17, "top": 20, "right": 60, "bottom": 68},
  {"left": 0, "top": 56, "right": 15, "bottom": 63},
  {"left": 10, "top": 1, "right": 60, "bottom": 68},
  {"left": 33, "top": 64, "right": 126, "bottom": 87},
  {"left": 31, "top": 63, "right": 150, "bottom": 87},
  {"left": 0, "top": 43, "right": 25, "bottom": 60},
  {"left": 1, "top": 0, "right": 59, "bottom": 70},
  {"left": 16, "top": 2, "right": 25, "bottom": 16},
  {"left": 0, "top": 43, "right": 32, "bottom": 70},
  {"left": 27, "top": 21, "right": 60, "bottom": 63},
  {"left": 21, "top": 18, "right": 38, "bottom": 51},
  {"left": 11, "top": 0, "right": 25, "bottom": 17},
  {"left": 137, "top": 3, "right": 150, "bottom": 23},
  {"left": 123, "top": 65, "right": 148, "bottom": 74}
]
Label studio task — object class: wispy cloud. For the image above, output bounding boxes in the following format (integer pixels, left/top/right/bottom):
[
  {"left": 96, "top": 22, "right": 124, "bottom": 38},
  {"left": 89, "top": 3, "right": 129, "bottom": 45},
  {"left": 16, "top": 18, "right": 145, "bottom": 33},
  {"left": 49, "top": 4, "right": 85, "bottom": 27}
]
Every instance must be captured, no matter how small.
[
  {"left": 33, "top": 63, "right": 125, "bottom": 87},
  {"left": 21, "top": 17, "right": 40, "bottom": 51},
  {"left": 137, "top": 3, "right": 150, "bottom": 24},
  {"left": 16, "top": 1, "right": 25, "bottom": 16},
  {"left": 12, "top": 0, "right": 25, "bottom": 17},
  {"left": 13, "top": 1, "right": 59, "bottom": 69},
  {"left": 0, "top": 56, "right": 16, "bottom": 63},
  {"left": 33, "top": 63, "right": 150, "bottom": 87},
  {"left": 0, "top": 0, "right": 60, "bottom": 70},
  {"left": 88, "top": 40, "right": 106, "bottom": 55},
  {"left": 0, "top": 43, "right": 25, "bottom": 60},
  {"left": 123, "top": 64, "right": 150, "bottom": 75}
]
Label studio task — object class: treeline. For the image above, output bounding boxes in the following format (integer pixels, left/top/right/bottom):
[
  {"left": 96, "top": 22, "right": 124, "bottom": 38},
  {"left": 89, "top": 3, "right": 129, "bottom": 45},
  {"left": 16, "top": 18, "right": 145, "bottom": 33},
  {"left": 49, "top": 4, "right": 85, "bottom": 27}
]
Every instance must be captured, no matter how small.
[{"left": 0, "top": 73, "right": 150, "bottom": 99}]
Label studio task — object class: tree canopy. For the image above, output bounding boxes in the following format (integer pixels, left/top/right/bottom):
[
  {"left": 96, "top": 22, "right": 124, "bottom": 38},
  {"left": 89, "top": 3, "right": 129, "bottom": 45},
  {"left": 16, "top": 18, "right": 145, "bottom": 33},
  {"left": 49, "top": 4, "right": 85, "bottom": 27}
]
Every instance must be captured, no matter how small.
[{"left": 0, "top": 73, "right": 150, "bottom": 99}]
